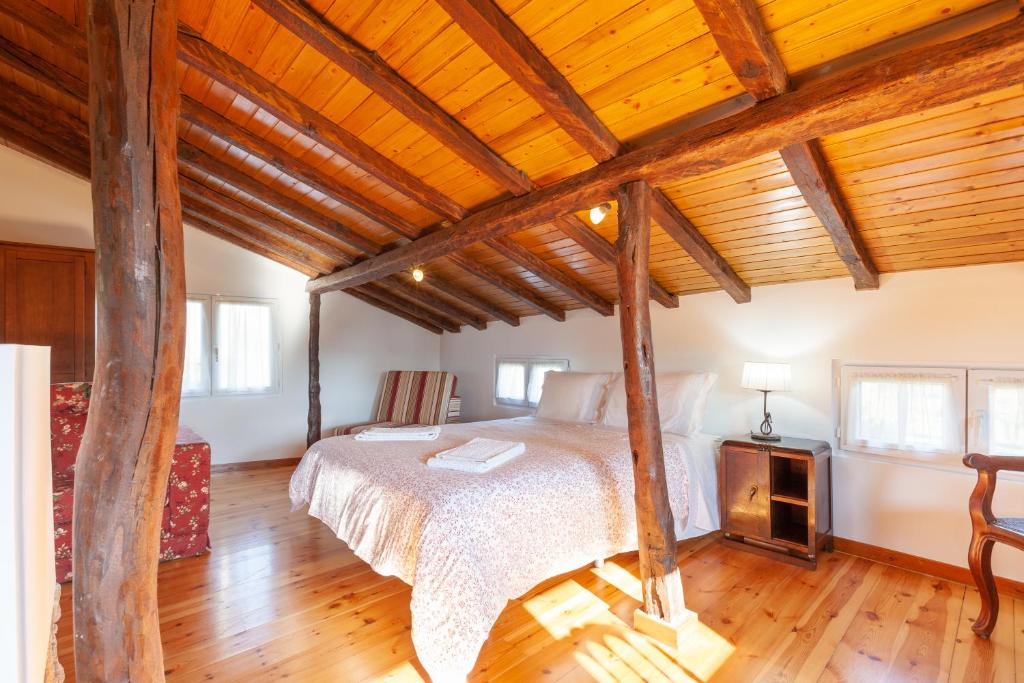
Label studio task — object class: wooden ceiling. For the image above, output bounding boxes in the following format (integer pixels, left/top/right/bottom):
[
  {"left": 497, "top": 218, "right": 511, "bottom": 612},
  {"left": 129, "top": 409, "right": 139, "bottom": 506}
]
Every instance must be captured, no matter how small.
[{"left": 0, "top": 0, "right": 1021, "bottom": 333}]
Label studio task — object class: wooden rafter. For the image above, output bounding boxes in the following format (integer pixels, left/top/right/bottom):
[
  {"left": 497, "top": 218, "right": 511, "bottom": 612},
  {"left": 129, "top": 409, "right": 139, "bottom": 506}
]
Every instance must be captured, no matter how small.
[
  {"left": 306, "top": 16, "right": 1024, "bottom": 293},
  {"left": 0, "top": 0, "right": 608, "bottom": 322},
  {"left": 0, "top": 26, "right": 520, "bottom": 331},
  {"left": 693, "top": 0, "right": 879, "bottom": 289},
  {"left": 250, "top": 0, "right": 644, "bottom": 313},
  {"left": 74, "top": 1, "right": 183, "bottom": 679},
  {"left": 0, "top": 67, "right": 459, "bottom": 336},
  {"left": 435, "top": 0, "right": 748, "bottom": 303},
  {"left": 447, "top": 251, "right": 565, "bottom": 321}
]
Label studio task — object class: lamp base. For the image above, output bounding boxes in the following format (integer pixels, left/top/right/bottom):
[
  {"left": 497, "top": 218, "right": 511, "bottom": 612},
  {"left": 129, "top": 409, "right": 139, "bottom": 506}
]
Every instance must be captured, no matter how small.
[{"left": 750, "top": 431, "right": 782, "bottom": 442}]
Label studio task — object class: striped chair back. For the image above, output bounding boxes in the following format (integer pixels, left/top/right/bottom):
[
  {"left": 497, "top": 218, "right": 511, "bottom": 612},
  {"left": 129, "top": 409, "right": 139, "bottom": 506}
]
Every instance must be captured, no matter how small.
[{"left": 374, "top": 370, "right": 457, "bottom": 426}]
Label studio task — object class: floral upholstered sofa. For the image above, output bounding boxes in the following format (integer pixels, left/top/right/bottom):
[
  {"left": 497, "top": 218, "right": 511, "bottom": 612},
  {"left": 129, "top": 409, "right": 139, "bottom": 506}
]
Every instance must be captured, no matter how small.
[{"left": 51, "top": 382, "right": 211, "bottom": 582}]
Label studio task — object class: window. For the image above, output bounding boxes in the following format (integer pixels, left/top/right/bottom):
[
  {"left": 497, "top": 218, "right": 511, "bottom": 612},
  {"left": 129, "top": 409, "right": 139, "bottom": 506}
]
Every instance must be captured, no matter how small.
[
  {"left": 181, "top": 296, "right": 211, "bottom": 397},
  {"left": 495, "top": 358, "right": 569, "bottom": 408},
  {"left": 213, "top": 297, "right": 280, "bottom": 395},
  {"left": 968, "top": 369, "right": 1024, "bottom": 457},
  {"left": 840, "top": 365, "right": 966, "bottom": 462},
  {"left": 181, "top": 294, "right": 280, "bottom": 397}
]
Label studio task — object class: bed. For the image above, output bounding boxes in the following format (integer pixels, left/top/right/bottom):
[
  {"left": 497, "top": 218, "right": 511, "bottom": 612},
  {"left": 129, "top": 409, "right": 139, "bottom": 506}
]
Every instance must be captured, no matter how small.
[{"left": 290, "top": 415, "right": 720, "bottom": 681}]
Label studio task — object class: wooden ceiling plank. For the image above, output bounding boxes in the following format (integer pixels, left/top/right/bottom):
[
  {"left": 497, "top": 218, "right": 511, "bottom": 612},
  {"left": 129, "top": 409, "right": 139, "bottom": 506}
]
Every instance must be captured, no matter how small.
[
  {"left": 489, "top": 235, "right": 614, "bottom": 316},
  {"left": 249, "top": 0, "right": 627, "bottom": 314},
  {"left": 345, "top": 287, "right": 445, "bottom": 335},
  {"left": 554, "top": 215, "right": 678, "bottom": 308},
  {"left": 305, "top": 15, "right": 1024, "bottom": 293},
  {"left": 433, "top": 0, "right": 621, "bottom": 162},
  {"left": 175, "top": 28, "right": 465, "bottom": 220},
  {"left": 386, "top": 274, "right": 487, "bottom": 330},
  {"left": 694, "top": 0, "right": 879, "bottom": 289},
  {"left": 649, "top": 189, "right": 751, "bottom": 303},
  {"left": 436, "top": 0, "right": 730, "bottom": 304},
  {"left": 448, "top": 251, "right": 565, "bottom": 321},
  {"left": 417, "top": 274, "right": 520, "bottom": 327},
  {"left": 250, "top": 0, "right": 533, "bottom": 194},
  {"left": 0, "top": 0, "right": 87, "bottom": 61}
]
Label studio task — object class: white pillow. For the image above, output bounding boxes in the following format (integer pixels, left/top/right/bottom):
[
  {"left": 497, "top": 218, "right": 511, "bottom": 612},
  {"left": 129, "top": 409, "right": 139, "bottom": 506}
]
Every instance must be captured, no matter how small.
[
  {"left": 534, "top": 372, "right": 612, "bottom": 423},
  {"left": 600, "top": 371, "right": 717, "bottom": 435}
]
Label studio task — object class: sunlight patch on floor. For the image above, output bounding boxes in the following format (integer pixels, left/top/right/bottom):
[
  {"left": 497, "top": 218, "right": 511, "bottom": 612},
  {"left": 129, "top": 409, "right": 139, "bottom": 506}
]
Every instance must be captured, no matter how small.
[{"left": 591, "top": 560, "right": 643, "bottom": 602}]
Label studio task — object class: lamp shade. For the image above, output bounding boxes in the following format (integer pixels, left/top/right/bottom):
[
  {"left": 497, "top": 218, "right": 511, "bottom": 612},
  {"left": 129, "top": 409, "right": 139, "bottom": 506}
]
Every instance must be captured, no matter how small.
[{"left": 741, "top": 362, "right": 791, "bottom": 391}]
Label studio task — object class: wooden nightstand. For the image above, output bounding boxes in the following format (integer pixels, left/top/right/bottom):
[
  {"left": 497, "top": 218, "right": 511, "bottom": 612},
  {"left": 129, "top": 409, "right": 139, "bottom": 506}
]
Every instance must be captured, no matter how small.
[{"left": 719, "top": 435, "right": 832, "bottom": 569}]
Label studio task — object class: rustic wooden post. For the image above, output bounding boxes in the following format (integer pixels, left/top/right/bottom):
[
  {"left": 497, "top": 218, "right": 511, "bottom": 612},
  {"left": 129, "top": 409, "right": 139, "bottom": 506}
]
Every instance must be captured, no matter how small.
[
  {"left": 74, "top": 0, "right": 184, "bottom": 680},
  {"left": 307, "top": 291, "right": 322, "bottom": 447},
  {"left": 616, "top": 180, "right": 694, "bottom": 646}
]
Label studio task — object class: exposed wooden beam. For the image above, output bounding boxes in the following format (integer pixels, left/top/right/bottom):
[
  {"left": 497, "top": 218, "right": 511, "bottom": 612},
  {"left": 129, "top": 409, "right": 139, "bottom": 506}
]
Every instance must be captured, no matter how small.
[
  {"left": 615, "top": 180, "right": 689, "bottom": 632},
  {"left": 364, "top": 283, "right": 461, "bottom": 333},
  {"left": 692, "top": 0, "right": 789, "bottom": 100},
  {"left": 555, "top": 216, "right": 678, "bottom": 309},
  {"left": 388, "top": 273, "right": 489, "bottom": 330},
  {"left": 649, "top": 189, "right": 751, "bottom": 303},
  {"left": 448, "top": 251, "right": 565, "bottom": 321},
  {"left": 176, "top": 29, "right": 464, "bottom": 220},
  {"left": 248, "top": 0, "right": 623, "bottom": 313},
  {"left": 0, "top": 84, "right": 90, "bottom": 178},
  {"left": 779, "top": 141, "right": 879, "bottom": 289},
  {"left": 307, "top": 292, "right": 321, "bottom": 448},
  {"left": 434, "top": 0, "right": 621, "bottom": 162},
  {"left": 346, "top": 288, "right": 444, "bottom": 335},
  {"left": 0, "top": 10, "right": 574, "bottom": 323},
  {"left": 490, "top": 235, "right": 614, "bottom": 317},
  {"left": 74, "top": 1, "right": 183, "bottom": 679},
  {"left": 694, "top": 0, "right": 878, "bottom": 289},
  {"left": 177, "top": 141, "right": 377, "bottom": 255},
  {"left": 250, "top": 0, "right": 531, "bottom": 194},
  {"left": 0, "top": 33, "right": 88, "bottom": 101},
  {"left": 419, "top": 275, "right": 520, "bottom": 327},
  {"left": 306, "top": 16, "right": 1024, "bottom": 293},
  {"left": 0, "top": 0, "right": 87, "bottom": 61},
  {"left": 429, "top": 0, "right": 740, "bottom": 303},
  {"left": 185, "top": 212, "right": 320, "bottom": 277}
]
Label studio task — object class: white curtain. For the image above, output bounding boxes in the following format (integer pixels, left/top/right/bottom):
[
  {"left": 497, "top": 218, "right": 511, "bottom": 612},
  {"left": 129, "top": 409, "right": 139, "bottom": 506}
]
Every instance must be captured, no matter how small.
[
  {"left": 182, "top": 299, "right": 209, "bottom": 395},
  {"left": 496, "top": 361, "right": 526, "bottom": 404},
  {"left": 215, "top": 301, "right": 274, "bottom": 393},
  {"left": 987, "top": 379, "right": 1024, "bottom": 456},
  {"left": 845, "top": 371, "right": 962, "bottom": 455},
  {"left": 527, "top": 362, "right": 565, "bottom": 407}
]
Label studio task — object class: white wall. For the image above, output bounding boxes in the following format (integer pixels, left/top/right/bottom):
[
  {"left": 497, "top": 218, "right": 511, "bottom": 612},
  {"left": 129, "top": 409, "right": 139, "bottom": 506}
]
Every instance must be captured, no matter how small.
[
  {"left": 441, "top": 265, "right": 1024, "bottom": 581},
  {"left": 0, "top": 145, "right": 440, "bottom": 464}
]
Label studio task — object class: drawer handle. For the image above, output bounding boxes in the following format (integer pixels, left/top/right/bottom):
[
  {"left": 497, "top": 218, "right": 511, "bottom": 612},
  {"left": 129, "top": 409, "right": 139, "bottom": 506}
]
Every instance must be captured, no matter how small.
[{"left": 749, "top": 484, "right": 758, "bottom": 501}]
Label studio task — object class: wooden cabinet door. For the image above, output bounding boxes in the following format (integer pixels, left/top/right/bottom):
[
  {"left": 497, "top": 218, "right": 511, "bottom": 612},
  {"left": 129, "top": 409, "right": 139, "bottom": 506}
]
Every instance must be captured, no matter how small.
[
  {"left": 722, "top": 446, "right": 771, "bottom": 540},
  {"left": 3, "top": 245, "right": 94, "bottom": 382}
]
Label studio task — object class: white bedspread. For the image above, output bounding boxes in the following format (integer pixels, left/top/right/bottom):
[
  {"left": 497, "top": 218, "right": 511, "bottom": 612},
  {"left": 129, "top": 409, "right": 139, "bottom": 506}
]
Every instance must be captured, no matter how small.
[{"left": 289, "top": 417, "right": 719, "bottom": 681}]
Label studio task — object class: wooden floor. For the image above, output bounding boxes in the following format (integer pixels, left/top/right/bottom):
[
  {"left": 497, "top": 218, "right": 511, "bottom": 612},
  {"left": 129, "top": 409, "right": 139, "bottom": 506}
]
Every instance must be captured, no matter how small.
[{"left": 56, "top": 465, "right": 1022, "bottom": 682}]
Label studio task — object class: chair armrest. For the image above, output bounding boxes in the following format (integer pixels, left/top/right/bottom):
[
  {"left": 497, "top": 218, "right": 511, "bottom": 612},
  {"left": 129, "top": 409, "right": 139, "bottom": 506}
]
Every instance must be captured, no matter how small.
[{"left": 964, "top": 453, "right": 1024, "bottom": 473}]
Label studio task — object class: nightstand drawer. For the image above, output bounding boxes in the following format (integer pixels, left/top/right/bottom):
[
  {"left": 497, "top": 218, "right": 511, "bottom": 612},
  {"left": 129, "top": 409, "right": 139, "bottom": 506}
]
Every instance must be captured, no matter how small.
[{"left": 721, "top": 445, "right": 771, "bottom": 540}]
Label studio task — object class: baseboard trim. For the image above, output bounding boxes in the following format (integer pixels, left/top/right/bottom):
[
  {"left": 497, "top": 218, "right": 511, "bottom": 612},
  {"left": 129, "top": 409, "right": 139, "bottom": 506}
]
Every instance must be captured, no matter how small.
[
  {"left": 834, "top": 536, "right": 1024, "bottom": 600},
  {"left": 211, "top": 457, "right": 301, "bottom": 474}
]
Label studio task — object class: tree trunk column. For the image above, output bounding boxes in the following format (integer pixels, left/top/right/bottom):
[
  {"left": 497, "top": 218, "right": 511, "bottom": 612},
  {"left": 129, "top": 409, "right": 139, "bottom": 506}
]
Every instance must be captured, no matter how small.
[
  {"left": 615, "top": 181, "right": 692, "bottom": 639},
  {"left": 74, "top": 1, "right": 184, "bottom": 680},
  {"left": 308, "top": 291, "right": 322, "bottom": 447}
]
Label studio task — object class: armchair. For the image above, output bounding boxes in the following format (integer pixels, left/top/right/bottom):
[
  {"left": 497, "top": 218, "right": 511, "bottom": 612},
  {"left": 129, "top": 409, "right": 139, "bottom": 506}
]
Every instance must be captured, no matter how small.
[{"left": 963, "top": 453, "right": 1024, "bottom": 637}]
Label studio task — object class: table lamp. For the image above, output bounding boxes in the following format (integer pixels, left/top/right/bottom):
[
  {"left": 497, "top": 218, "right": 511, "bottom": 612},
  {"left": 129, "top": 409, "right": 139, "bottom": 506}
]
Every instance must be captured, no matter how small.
[{"left": 741, "top": 362, "right": 791, "bottom": 441}]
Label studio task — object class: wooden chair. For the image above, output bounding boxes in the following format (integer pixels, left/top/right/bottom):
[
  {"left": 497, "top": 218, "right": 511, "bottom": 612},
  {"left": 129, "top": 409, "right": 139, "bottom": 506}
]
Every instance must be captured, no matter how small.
[{"left": 963, "top": 453, "right": 1024, "bottom": 637}]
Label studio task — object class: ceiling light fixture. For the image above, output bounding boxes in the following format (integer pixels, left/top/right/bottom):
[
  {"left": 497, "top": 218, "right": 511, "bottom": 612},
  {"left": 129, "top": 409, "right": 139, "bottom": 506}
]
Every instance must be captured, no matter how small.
[
  {"left": 589, "top": 202, "right": 611, "bottom": 225},
  {"left": 412, "top": 267, "right": 425, "bottom": 283}
]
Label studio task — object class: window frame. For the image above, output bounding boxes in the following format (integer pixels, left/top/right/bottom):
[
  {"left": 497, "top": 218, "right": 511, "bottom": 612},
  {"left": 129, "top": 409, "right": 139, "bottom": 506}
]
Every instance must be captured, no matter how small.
[
  {"left": 494, "top": 356, "right": 570, "bottom": 409},
  {"left": 967, "top": 368, "right": 1024, "bottom": 457},
  {"left": 838, "top": 363, "right": 967, "bottom": 464},
  {"left": 181, "top": 294, "right": 212, "bottom": 398},
  {"left": 211, "top": 295, "right": 282, "bottom": 397}
]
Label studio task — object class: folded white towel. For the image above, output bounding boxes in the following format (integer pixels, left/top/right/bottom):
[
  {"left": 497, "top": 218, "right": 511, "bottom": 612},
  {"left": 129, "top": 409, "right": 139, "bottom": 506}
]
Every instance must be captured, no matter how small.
[
  {"left": 427, "top": 438, "right": 525, "bottom": 473},
  {"left": 355, "top": 425, "right": 441, "bottom": 441}
]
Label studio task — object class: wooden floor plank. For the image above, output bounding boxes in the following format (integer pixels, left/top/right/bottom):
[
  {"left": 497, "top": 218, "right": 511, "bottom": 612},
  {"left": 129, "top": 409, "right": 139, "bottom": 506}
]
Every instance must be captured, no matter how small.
[{"left": 52, "top": 467, "right": 1018, "bottom": 683}]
